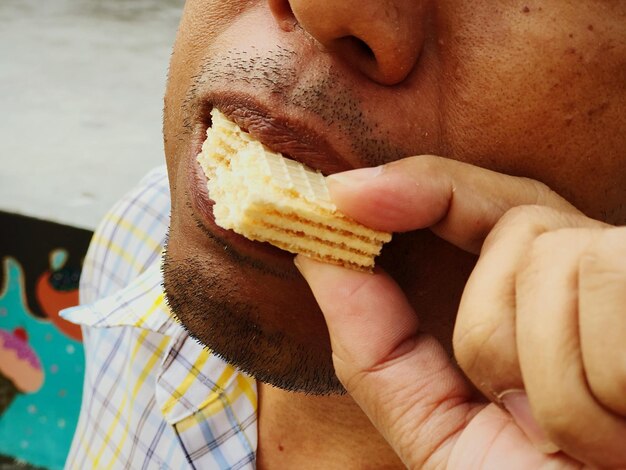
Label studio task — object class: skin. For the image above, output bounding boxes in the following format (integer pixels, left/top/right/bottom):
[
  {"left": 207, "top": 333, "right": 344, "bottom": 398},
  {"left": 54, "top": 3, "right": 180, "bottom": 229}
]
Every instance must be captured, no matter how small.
[
  {"left": 161, "top": 0, "right": 626, "bottom": 467},
  {"left": 297, "top": 161, "right": 626, "bottom": 468}
]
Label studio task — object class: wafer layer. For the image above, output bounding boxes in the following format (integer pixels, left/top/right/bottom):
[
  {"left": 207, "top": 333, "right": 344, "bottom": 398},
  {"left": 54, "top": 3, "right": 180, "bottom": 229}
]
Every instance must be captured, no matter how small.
[{"left": 197, "top": 108, "right": 392, "bottom": 271}]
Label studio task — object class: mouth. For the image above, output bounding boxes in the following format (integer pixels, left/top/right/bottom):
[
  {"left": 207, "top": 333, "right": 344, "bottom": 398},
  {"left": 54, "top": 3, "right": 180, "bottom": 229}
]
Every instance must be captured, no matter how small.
[
  {"left": 196, "top": 94, "right": 352, "bottom": 174},
  {"left": 187, "top": 94, "right": 352, "bottom": 268}
]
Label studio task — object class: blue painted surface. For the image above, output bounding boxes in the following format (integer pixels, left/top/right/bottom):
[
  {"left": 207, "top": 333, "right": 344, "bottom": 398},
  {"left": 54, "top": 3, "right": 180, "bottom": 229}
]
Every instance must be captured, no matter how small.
[{"left": 0, "top": 258, "right": 84, "bottom": 470}]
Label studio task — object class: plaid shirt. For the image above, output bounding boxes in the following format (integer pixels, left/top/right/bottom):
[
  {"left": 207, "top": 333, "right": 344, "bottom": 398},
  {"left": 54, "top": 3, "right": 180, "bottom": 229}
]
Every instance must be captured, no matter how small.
[{"left": 62, "top": 167, "right": 258, "bottom": 469}]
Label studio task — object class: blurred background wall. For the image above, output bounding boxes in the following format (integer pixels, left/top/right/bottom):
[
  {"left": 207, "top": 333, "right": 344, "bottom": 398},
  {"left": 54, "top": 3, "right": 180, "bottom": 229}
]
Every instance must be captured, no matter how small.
[
  {"left": 0, "top": 1, "right": 184, "bottom": 468},
  {"left": 0, "top": 0, "right": 184, "bottom": 229}
]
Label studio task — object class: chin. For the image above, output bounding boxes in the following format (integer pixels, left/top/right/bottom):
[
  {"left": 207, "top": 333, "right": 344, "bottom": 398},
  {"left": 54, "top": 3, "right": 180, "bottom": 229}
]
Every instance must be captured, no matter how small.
[{"left": 161, "top": 213, "right": 345, "bottom": 395}]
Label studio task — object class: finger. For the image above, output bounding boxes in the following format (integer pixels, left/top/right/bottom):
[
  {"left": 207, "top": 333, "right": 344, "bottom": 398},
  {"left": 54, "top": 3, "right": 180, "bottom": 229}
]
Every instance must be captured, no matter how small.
[
  {"left": 294, "top": 255, "right": 479, "bottom": 469},
  {"left": 327, "top": 155, "right": 580, "bottom": 253},
  {"left": 516, "top": 228, "right": 626, "bottom": 468},
  {"left": 579, "top": 227, "right": 626, "bottom": 416},
  {"left": 454, "top": 206, "right": 603, "bottom": 402},
  {"left": 295, "top": 255, "right": 584, "bottom": 469},
  {"left": 448, "top": 404, "right": 582, "bottom": 470}
]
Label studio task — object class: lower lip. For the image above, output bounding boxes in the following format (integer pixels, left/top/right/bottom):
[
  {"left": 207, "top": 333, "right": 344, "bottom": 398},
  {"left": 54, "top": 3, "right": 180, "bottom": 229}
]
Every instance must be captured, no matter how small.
[{"left": 187, "top": 140, "right": 295, "bottom": 265}]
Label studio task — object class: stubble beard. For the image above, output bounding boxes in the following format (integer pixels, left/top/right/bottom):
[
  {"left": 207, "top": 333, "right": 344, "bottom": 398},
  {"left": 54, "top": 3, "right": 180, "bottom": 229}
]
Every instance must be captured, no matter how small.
[
  {"left": 161, "top": 231, "right": 345, "bottom": 395},
  {"left": 162, "top": 45, "right": 407, "bottom": 395}
]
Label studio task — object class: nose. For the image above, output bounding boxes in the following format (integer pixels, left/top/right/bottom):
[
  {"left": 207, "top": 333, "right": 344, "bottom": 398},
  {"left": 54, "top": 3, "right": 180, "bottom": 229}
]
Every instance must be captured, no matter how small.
[{"left": 268, "top": 0, "right": 429, "bottom": 85}]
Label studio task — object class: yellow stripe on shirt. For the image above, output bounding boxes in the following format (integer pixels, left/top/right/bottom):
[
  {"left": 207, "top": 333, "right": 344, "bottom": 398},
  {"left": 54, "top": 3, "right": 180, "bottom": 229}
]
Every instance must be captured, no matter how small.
[{"left": 160, "top": 348, "right": 211, "bottom": 416}]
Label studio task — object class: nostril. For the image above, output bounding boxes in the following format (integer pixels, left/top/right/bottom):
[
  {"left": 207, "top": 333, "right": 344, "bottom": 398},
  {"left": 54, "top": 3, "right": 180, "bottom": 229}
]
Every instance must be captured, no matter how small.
[
  {"left": 271, "top": 0, "right": 424, "bottom": 85},
  {"left": 342, "top": 36, "right": 375, "bottom": 61},
  {"left": 333, "top": 35, "right": 377, "bottom": 67}
]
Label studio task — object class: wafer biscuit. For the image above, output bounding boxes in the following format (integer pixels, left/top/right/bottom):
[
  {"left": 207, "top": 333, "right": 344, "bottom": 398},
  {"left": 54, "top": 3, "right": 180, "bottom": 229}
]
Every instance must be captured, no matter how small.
[{"left": 197, "top": 108, "right": 392, "bottom": 271}]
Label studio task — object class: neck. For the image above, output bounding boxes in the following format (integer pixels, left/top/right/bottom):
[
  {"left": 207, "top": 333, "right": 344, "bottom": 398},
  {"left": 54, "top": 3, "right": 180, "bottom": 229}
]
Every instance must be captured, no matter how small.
[{"left": 256, "top": 382, "right": 404, "bottom": 469}]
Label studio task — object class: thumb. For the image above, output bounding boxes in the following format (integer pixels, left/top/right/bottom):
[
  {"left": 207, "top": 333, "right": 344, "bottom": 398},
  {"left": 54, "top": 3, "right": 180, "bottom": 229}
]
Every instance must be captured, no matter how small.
[
  {"left": 327, "top": 155, "right": 580, "bottom": 254},
  {"left": 295, "top": 255, "right": 480, "bottom": 469}
]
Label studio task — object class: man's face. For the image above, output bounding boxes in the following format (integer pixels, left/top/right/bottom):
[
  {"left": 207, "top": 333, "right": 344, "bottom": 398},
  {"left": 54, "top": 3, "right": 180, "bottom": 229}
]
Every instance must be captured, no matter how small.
[{"left": 162, "top": 0, "right": 626, "bottom": 394}]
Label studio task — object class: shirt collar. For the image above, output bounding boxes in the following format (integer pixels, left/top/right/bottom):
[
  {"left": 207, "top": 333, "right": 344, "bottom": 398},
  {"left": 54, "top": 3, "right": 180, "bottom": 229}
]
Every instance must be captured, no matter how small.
[
  {"left": 61, "top": 259, "right": 177, "bottom": 335},
  {"left": 61, "top": 260, "right": 258, "bottom": 431}
]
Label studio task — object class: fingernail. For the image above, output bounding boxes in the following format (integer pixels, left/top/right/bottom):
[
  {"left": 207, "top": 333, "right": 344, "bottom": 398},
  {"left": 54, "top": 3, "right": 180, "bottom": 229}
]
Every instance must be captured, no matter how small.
[
  {"left": 500, "top": 390, "right": 560, "bottom": 454},
  {"left": 327, "top": 166, "right": 383, "bottom": 186},
  {"left": 293, "top": 255, "right": 312, "bottom": 277},
  {"left": 293, "top": 255, "right": 305, "bottom": 273}
]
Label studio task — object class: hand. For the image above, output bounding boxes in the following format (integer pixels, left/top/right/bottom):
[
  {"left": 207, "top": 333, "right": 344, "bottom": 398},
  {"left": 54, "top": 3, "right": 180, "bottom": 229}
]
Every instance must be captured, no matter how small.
[{"left": 294, "top": 156, "right": 626, "bottom": 469}]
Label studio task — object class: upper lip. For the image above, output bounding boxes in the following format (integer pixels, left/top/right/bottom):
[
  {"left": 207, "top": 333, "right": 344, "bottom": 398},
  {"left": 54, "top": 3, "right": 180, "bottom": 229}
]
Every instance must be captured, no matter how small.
[{"left": 197, "top": 93, "right": 353, "bottom": 175}]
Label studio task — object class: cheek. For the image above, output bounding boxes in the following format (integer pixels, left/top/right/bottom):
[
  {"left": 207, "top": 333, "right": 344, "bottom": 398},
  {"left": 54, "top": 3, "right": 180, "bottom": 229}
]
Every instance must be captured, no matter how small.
[{"left": 439, "top": 2, "right": 626, "bottom": 220}]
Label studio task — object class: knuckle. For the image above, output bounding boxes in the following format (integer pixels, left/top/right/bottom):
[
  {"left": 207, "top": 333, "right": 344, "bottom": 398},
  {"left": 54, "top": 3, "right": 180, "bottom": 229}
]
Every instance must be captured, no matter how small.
[
  {"left": 531, "top": 228, "right": 563, "bottom": 251},
  {"left": 531, "top": 228, "right": 577, "bottom": 262},
  {"left": 482, "top": 205, "right": 547, "bottom": 252},
  {"left": 492, "top": 204, "right": 553, "bottom": 238},
  {"left": 580, "top": 229, "right": 626, "bottom": 281},
  {"left": 515, "top": 230, "right": 562, "bottom": 285},
  {"left": 581, "top": 257, "right": 626, "bottom": 292},
  {"left": 519, "top": 227, "right": 590, "bottom": 285},
  {"left": 528, "top": 230, "right": 561, "bottom": 263},
  {"left": 498, "top": 204, "right": 544, "bottom": 226},
  {"left": 520, "top": 178, "right": 552, "bottom": 204},
  {"left": 523, "top": 178, "right": 562, "bottom": 208},
  {"left": 495, "top": 204, "right": 575, "bottom": 236},
  {"left": 519, "top": 177, "right": 579, "bottom": 215}
]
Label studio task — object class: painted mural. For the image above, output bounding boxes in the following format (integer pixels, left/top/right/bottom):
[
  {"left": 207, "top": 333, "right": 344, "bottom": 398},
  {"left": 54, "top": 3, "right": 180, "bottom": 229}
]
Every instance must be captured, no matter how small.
[{"left": 0, "top": 212, "right": 92, "bottom": 470}]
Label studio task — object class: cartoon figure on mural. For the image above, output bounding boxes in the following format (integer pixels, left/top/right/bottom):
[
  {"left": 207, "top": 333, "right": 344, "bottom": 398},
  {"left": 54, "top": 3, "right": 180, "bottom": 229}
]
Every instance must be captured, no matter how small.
[
  {"left": 0, "top": 250, "right": 85, "bottom": 470},
  {"left": 1, "top": 249, "right": 81, "bottom": 414},
  {"left": 35, "top": 249, "right": 82, "bottom": 341},
  {"left": 0, "top": 326, "right": 44, "bottom": 415}
]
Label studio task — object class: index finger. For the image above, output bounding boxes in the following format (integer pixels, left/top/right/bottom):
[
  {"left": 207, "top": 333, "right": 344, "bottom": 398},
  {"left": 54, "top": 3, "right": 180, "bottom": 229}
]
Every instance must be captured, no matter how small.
[
  {"left": 294, "top": 255, "right": 478, "bottom": 468},
  {"left": 328, "top": 155, "right": 580, "bottom": 253}
]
